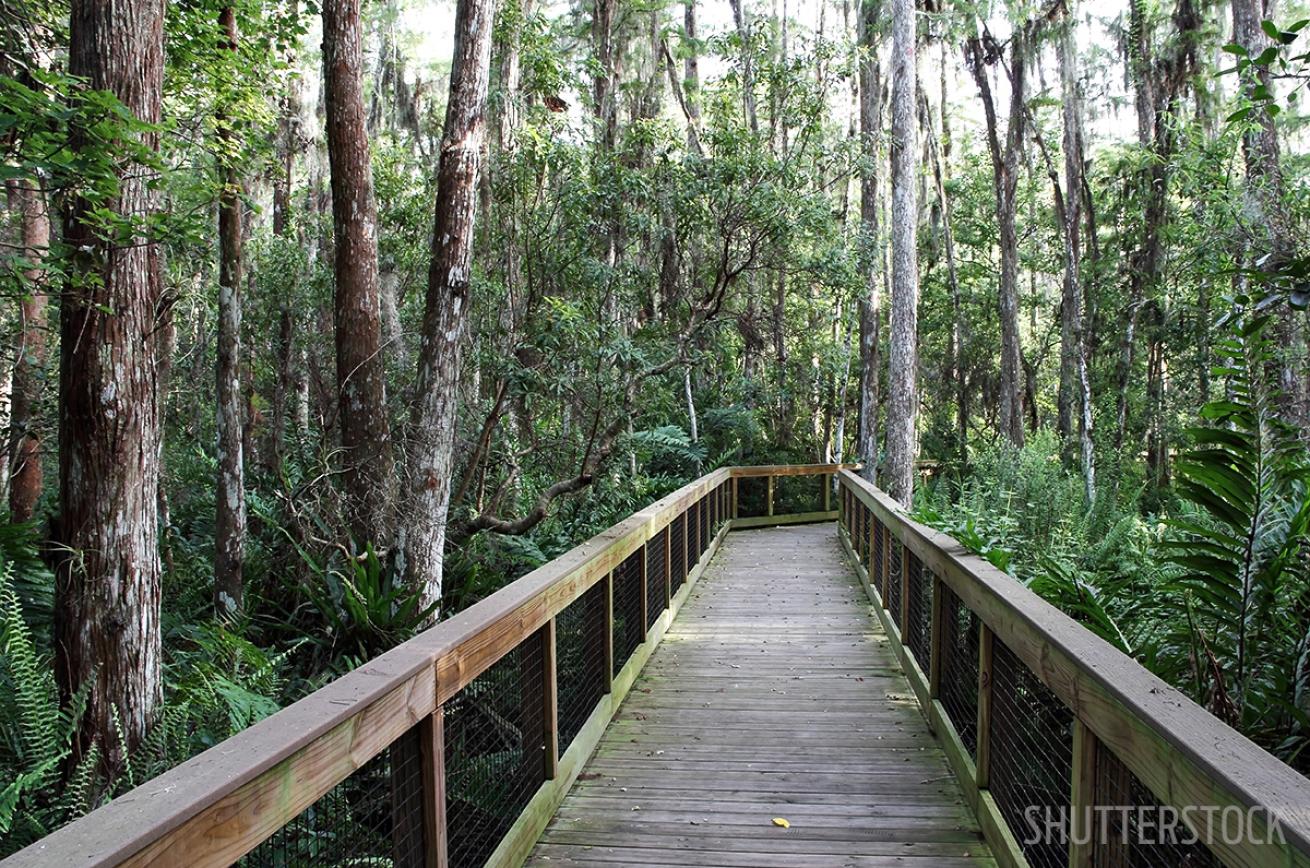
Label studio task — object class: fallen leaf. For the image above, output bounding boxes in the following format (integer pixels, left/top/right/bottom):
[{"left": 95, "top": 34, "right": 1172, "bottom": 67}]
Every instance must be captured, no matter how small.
[{"left": 772, "top": 817, "right": 791, "bottom": 828}]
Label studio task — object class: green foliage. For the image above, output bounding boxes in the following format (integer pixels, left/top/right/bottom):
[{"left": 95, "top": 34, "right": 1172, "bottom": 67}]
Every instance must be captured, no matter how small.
[
  {"left": 1159, "top": 301, "right": 1310, "bottom": 738},
  {"left": 0, "top": 566, "right": 93, "bottom": 853}
]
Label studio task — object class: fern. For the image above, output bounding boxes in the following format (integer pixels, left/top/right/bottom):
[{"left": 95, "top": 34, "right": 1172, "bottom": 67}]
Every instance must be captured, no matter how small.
[{"left": 1160, "top": 303, "right": 1310, "bottom": 733}]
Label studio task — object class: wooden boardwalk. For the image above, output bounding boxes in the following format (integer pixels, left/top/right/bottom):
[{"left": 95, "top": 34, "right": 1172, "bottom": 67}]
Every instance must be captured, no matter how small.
[{"left": 525, "top": 523, "right": 996, "bottom": 867}]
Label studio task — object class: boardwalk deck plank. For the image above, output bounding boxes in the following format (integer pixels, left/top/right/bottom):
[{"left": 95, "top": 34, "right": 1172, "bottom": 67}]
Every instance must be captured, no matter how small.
[{"left": 523, "top": 524, "right": 995, "bottom": 866}]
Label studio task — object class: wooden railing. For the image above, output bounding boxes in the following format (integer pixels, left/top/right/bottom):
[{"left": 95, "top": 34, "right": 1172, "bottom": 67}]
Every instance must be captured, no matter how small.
[
  {"left": 837, "top": 469, "right": 1310, "bottom": 868},
  {"left": 3, "top": 464, "right": 846, "bottom": 868}
]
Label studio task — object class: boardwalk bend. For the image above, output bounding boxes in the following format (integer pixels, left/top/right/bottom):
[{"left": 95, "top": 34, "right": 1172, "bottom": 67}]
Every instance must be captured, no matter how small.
[{"left": 7, "top": 465, "right": 1310, "bottom": 868}]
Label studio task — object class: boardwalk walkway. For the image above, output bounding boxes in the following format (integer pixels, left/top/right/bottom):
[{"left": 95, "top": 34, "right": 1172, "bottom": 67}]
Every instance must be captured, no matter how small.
[{"left": 525, "top": 524, "right": 996, "bottom": 867}]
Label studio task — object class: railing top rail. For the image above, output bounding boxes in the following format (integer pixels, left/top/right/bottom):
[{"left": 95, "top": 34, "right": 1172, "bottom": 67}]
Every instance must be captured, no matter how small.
[
  {"left": 838, "top": 469, "right": 1310, "bottom": 864},
  {"left": 4, "top": 463, "right": 848, "bottom": 867}
]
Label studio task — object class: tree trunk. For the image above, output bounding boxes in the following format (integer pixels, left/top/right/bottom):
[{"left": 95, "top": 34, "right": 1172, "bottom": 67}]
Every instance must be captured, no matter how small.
[
  {"left": 728, "top": 0, "right": 760, "bottom": 135},
  {"left": 967, "top": 31, "right": 1026, "bottom": 447},
  {"left": 1231, "top": 0, "right": 1306, "bottom": 435},
  {"left": 324, "top": 0, "right": 396, "bottom": 548},
  {"left": 401, "top": 0, "right": 495, "bottom": 614},
  {"left": 56, "top": 0, "right": 167, "bottom": 776},
  {"left": 855, "top": 0, "right": 883, "bottom": 483},
  {"left": 215, "top": 5, "right": 245, "bottom": 617},
  {"left": 1057, "top": 13, "right": 1096, "bottom": 503},
  {"left": 6, "top": 179, "right": 50, "bottom": 524},
  {"left": 884, "top": 0, "right": 918, "bottom": 506},
  {"left": 920, "top": 84, "right": 963, "bottom": 465}
]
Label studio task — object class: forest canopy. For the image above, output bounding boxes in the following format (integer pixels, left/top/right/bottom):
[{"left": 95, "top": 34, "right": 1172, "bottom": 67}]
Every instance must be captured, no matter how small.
[{"left": 1, "top": 0, "right": 1308, "bottom": 852}]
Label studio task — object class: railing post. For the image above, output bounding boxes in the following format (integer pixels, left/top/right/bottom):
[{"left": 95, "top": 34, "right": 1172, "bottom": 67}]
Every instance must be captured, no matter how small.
[
  {"left": 732, "top": 476, "right": 739, "bottom": 518},
  {"left": 976, "top": 625, "right": 994, "bottom": 789},
  {"left": 823, "top": 473, "right": 831, "bottom": 512},
  {"left": 1070, "top": 719, "right": 1097, "bottom": 868},
  {"left": 767, "top": 475, "right": 774, "bottom": 516},
  {"left": 929, "top": 575, "right": 944, "bottom": 699},
  {"left": 543, "top": 617, "right": 559, "bottom": 779},
  {"left": 420, "top": 706, "right": 448, "bottom": 868},
  {"left": 602, "top": 570, "right": 614, "bottom": 693}
]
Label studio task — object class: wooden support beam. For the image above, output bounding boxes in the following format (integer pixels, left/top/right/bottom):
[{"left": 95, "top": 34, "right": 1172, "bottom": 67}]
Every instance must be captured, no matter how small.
[
  {"left": 543, "top": 618, "right": 559, "bottom": 780},
  {"left": 731, "top": 477, "right": 739, "bottom": 518},
  {"left": 823, "top": 473, "right": 831, "bottom": 513},
  {"left": 766, "top": 475, "right": 775, "bottom": 516},
  {"left": 1070, "top": 719, "right": 1097, "bottom": 868},
  {"left": 976, "top": 624, "right": 995, "bottom": 789},
  {"left": 421, "top": 706, "right": 448, "bottom": 868}
]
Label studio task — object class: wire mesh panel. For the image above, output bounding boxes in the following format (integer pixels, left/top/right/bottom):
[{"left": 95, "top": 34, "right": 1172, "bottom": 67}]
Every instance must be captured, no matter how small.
[
  {"left": 241, "top": 726, "right": 426, "bottom": 867},
  {"left": 939, "top": 583, "right": 980, "bottom": 756},
  {"left": 737, "top": 476, "right": 768, "bottom": 517},
  {"left": 444, "top": 634, "right": 547, "bottom": 868},
  {"left": 774, "top": 474, "right": 823, "bottom": 514},
  {"left": 886, "top": 534, "right": 903, "bottom": 628},
  {"left": 698, "top": 494, "right": 709, "bottom": 554},
  {"left": 852, "top": 499, "right": 865, "bottom": 562},
  {"left": 1091, "top": 745, "right": 1223, "bottom": 868},
  {"left": 669, "top": 513, "right": 687, "bottom": 593},
  {"left": 904, "top": 553, "right": 933, "bottom": 670},
  {"left": 872, "top": 515, "right": 885, "bottom": 592},
  {"left": 555, "top": 581, "right": 607, "bottom": 757},
  {"left": 611, "top": 550, "right": 644, "bottom": 678},
  {"left": 645, "top": 528, "right": 668, "bottom": 631},
  {"left": 989, "top": 638, "right": 1074, "bottom": 868}
]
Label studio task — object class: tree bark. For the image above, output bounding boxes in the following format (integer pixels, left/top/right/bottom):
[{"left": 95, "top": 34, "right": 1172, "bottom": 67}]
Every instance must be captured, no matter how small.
[
  {"left": 1057, "top": 13, "right": 1096, "bottom": 503},
  {"left": 215, "top": 5, "right": 245, "bottom": 617},
  {"left": 56, "top": 0, "right": 167, "bottom": 776},
  {"left": 6, "top": 179, "right": 50, "bottom": 524},
  {"left": 323, "top": 0, "right": 396, "bottom": 547},
  {"left": 401, "top": 0, "right": 495, "bottom": 614},
  {"left": 1231, "top": 0, "right": 1306, "bottom": 435},
  {"left": 967, "top": 30, "right": 1026, "bottom": 447},
  {"left": 885, "top": 0, "right": 918, "bottom": 506},
  {"left": 855, "top": 0, "right": 883, "bottom": 483}
]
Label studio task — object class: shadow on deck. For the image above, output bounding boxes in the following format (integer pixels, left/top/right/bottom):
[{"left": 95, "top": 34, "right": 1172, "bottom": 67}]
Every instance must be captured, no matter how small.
[{"left": 525, "top": 524, "right": 994, "bottom": 867}]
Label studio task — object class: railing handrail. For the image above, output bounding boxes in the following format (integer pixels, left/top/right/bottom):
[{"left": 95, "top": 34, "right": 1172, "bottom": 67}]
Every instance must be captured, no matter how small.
[
  {"left": 4, "top": 463, "right": 850, "bottom": 867},
  {"left": 838, "top": 469, "right": 1310, "bottom": 868}
]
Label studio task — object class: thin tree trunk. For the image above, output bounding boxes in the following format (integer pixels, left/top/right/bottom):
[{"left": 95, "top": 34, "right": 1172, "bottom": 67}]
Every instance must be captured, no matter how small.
[
  {"left": 967, "top": 30, "right": 1026, "bottom": 447},
  {"left": 855, "top": 0, "right": 883, "bottom": 483},
  {"left": 1231, "top": 0, "right": 1306, "bottom": 436},
  {"left": 920, "top": 85, "right": 963, "bottom": 464},
  {"left": 1058, "top": 12, "right": 1096, "bottom": 503},
  {"left": 324, "top": 0, "right": 396, "bottom": 547},
  {"left": 215, "top": 5, "right": 245, "bottom": 617},
  {"left": 728, "top": 0, "right": 760, "bottom": 135},
  {"left": 885, "top": 0, "right": 918, "bottom": 506},
  {"left": 401, "top": 0, "right": 495, "bottom": 614},
  {"left": 56, "top": 0, "right": 167, "bottom": 776},
  {"left": 6, "top": 179, "right": 49, "bottom": 524},
  {"left": 684, "top": 366, "right": 699, "bottom": 442}
]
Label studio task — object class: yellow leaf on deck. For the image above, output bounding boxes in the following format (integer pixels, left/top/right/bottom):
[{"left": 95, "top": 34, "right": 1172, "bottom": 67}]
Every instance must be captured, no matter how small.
[{"left": 771, "top": 817, "right": 790, "bottom": 828}]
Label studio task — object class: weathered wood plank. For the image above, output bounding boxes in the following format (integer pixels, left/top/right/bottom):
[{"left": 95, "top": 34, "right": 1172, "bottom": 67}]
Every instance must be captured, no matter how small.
[{"left": 523, "top": 524, "right": 993, "bottom": 866}]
